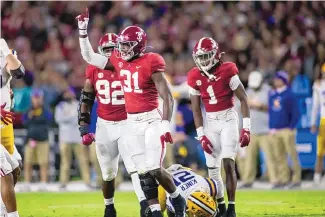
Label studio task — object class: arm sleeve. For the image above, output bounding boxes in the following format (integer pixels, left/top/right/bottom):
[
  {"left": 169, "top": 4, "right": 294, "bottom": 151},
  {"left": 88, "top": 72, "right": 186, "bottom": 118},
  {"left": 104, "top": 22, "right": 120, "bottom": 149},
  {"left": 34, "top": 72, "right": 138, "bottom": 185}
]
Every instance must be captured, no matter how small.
[
  {"left": 289, "top": 94, "right": 301, "bottom": 129},
  {"left": 229, "top": 75, "right": 241, "bottom": 90},
  {"left": 79, "top": 37, "right": 108, "bottom": 69},
  {"left": 151, "top": 53, "right": 166, "bottom": 73},
  {"left": 311, "top": 85, "right": 320, "bottom": 126}
]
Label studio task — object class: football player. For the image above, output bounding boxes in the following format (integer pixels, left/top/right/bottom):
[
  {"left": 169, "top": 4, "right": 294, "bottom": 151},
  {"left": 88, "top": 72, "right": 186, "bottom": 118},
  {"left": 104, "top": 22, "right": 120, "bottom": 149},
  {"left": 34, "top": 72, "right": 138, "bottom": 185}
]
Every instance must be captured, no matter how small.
[
  {"left": 187, "top": 37, "right": 250, "bottom": 217},
  {"left": 78, "top": 33, "right": 149, "bottom": 217},
  {"left": 157, "top": 164, "right": 220, "bottom": 217},
  {"left": 0, "top": 38, "right": 25, "bottom": 217},
  {"left": 311, "top": 63, "right": 325, "bottom": 184},
  {"left": 76, "top": 8, "right": 186, "bottom": 217}
]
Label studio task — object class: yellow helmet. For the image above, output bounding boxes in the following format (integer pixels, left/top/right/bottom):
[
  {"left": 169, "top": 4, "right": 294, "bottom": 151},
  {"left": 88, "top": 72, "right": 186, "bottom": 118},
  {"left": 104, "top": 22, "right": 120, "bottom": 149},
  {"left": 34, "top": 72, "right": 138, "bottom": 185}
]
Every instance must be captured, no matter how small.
[{"left": 187, "top": 191, "right": 217, "bottom": 217}]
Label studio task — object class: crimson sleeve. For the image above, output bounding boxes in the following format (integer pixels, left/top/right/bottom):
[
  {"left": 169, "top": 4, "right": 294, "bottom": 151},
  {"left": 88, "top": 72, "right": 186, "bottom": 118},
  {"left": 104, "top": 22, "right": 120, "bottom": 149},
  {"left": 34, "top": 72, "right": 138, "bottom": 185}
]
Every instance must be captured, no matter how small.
[
  {"left": 224, "top": 62, "right": 239, "bottom": 85},
  {"left": 187, "top": 69, "right": 199, "bottom": 90},
  {"left": 151, "top": 53, "right": 166, "bottom": 73},
  {"left": 85, "top": 65, "right": 95, "bottom": 82}
]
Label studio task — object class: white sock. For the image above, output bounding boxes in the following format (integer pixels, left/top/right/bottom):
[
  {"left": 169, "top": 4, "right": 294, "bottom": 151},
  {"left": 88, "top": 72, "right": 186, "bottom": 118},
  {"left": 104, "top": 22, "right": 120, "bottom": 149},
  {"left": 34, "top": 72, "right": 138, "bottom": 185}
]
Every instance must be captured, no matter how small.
[
  {"left": 208, "top": 167, "right": 224, "bottom": 199},
  {"left": 169, "top": 190, "right": 180, "bottom": 198},
  {"left": 7, "top": 211, "right": 19, "bottom": 217},
  {"left": 0, "top": 194, "right": 7, "bottom": 216},
  {"left": 314, "top": 173, "right": 321, "bottom": 183},
  {"left": 131, "top": 173, "right": 146, "bottom": 202},
  {"left": 149, "top": 204, "right": 161, "bottom": 212},
  {"left": 104, "top": 198, "right": 114, "bottom": 206},
  {"left": 228, "top": 201, "right": 235, "bottom": 205}
]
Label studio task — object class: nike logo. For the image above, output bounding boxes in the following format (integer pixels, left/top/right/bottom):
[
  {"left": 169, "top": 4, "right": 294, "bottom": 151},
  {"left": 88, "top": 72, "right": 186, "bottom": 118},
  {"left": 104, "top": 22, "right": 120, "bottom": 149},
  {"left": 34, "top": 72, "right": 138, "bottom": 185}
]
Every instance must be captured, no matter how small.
[
  {"left": 214, "top": 77, "right": 221, "bottom": 81},
  {"left": 136, "top": 66, "right": 141, "bottom": 69}
]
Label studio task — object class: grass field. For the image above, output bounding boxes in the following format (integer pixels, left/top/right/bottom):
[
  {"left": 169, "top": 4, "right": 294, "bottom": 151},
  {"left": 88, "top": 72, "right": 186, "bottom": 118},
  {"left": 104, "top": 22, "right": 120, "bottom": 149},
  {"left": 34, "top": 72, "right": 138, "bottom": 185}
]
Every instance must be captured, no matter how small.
[{"left": 17, "top": 190, "right": 325, "bottom": 217}]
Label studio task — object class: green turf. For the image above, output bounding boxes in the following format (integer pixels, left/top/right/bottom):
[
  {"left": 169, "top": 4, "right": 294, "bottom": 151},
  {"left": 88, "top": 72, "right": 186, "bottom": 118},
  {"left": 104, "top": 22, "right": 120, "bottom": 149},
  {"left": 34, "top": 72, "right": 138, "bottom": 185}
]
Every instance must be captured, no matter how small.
[{"left": 17, "top": 190, "right": 325, "bottom": 217}]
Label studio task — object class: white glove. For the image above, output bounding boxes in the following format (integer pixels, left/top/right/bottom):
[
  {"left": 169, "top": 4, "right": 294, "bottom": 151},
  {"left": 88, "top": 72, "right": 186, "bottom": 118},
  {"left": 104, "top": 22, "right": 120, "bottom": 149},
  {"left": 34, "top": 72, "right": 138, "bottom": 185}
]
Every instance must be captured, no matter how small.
[
  {"left": 75, "top": 8, "right": 89, "bottom": 35},
  {"left": 0, "top": 38, "right": 11, "bottom": 57}
]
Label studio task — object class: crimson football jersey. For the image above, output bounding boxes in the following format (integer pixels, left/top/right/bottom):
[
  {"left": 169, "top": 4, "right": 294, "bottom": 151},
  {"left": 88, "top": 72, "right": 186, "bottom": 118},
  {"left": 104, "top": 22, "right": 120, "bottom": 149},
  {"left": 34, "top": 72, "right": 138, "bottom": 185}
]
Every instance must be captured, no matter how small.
[
  {"left": 85, "top": 65, "right": 127, "bottom": 121},
  {"left": 110, "top": 52, "right": 165, "bottom": 113},
  {"left": 187, "top": 62, "right": 239, "bottom": 112}
]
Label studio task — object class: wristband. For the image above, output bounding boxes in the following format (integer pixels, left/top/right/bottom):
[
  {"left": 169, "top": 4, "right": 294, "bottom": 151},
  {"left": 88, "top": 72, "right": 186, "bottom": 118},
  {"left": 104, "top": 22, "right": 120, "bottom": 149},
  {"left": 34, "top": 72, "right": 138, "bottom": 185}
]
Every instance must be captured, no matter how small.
[
  {"left": 161, "top": 120, "right": 171, "bottom": 132},
  {"left": 79, "top": 29, "right": 87, "bottom": 36},
  {"left": 196, "top": 126, "right": 204, "bottom": 138},
  {"left": 79, "top": 125, "right": 89, "bottom": 136},
  {"left": 243, "top": 118, "right": 251, "bottom": 130}
]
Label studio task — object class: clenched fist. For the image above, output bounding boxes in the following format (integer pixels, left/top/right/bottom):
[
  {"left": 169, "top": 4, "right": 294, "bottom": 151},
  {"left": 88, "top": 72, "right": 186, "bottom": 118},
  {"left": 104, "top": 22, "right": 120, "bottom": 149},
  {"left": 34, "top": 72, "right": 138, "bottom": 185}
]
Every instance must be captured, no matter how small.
[{"left": 75, "top": 8, "right": 89, "bottom": 35}]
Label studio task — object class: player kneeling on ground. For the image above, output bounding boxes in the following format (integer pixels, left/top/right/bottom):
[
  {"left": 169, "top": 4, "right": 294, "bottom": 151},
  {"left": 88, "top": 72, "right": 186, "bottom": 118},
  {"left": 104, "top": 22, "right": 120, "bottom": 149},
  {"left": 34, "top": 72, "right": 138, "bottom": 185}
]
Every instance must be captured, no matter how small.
[{"left": 149, "top": 164, "right": 220, "bottom": 217}]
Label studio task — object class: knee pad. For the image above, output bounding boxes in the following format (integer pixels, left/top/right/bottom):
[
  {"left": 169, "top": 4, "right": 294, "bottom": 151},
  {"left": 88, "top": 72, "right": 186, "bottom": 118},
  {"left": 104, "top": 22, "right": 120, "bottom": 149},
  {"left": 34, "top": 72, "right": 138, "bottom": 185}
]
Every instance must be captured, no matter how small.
[
  {"left": 139, "top": 172, "right": 158, "bottom": 200},
  {"left": 102, "top": 169, "right": 118, "bottom": 181},
  {"left": 208, "top": 167, "right": 222, "bottom": 181}
]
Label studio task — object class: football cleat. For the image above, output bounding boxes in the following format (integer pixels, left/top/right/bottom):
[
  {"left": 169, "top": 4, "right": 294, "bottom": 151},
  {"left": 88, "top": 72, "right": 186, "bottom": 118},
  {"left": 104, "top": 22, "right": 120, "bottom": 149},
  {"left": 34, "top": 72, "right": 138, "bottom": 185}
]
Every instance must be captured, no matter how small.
[
  {"left": 171, "top": 194, "right": 186, "bottom": 217},
  {"left": 104, "top": 205, "right": 116, "bottom": 217}
]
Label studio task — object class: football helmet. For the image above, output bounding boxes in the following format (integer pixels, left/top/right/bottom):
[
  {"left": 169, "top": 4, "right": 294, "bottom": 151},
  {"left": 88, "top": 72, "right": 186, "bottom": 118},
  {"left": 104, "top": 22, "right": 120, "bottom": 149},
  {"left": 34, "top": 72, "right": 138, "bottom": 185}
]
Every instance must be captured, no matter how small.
[
  {"left": 98, "top": 33, "right": 118, "bottom": 57},
  {"left": 187, "top": 191, "right": 217, "bottom": 217},
  {"left": 192, "top": 37, "right": 223, "bottom": 80},
  {"left": 117, "top": 25, "right": 147, "bottom": 61}
]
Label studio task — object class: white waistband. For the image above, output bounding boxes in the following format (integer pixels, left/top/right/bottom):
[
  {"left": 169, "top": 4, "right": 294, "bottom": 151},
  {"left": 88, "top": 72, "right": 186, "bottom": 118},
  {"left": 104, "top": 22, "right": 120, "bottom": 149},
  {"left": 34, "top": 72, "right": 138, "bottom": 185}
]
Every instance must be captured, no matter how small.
[
  {"left": 206, "top": 108, "right": 235, "bottom": 120},
  {"left": 97, "top": 117, "right": 126, "bottom": 124},
  {"left": 127, "top": 109, "right": 162, "bottom": 121}
]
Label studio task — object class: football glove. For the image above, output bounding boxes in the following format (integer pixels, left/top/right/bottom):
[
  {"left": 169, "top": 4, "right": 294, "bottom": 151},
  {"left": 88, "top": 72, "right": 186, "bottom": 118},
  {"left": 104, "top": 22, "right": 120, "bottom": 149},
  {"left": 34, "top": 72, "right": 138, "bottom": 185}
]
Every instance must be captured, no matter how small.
[
  {"left": 1, "top": 103, "right": 14, "bottom": 125},
  {"left": 75, "top": 8, "right": 89, "bottom": 35},
  {"left": 160, "top": 120, "right": 173, "bottom": 144},
  {"left": 200, "top": 135, "right": 213, "bottom": 154},
  {"left": 239, "top": 129, "right": 250, "bottom": 147}
]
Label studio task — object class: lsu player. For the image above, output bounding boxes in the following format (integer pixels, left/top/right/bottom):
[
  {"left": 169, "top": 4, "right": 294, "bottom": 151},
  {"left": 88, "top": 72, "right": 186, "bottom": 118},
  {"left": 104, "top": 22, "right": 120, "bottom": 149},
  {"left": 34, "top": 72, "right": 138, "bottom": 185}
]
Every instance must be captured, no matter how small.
[
  {"left": 78, "top": 33, "right": 148, "bottom": 217},
  {"left": 311, "top": 63, "right": 325, "bottom": 184},
  {"left": 156, "top": 164, "right": 220, "bottom": 217},
  {"left": 1, "top": 38, "right": 25, "bottom": 217},
  {"left": 187, "top": 37, "right": 250, "bottom": 217},
  {"left": 77, "top": 8, "right": 186, "bottom": 217}
]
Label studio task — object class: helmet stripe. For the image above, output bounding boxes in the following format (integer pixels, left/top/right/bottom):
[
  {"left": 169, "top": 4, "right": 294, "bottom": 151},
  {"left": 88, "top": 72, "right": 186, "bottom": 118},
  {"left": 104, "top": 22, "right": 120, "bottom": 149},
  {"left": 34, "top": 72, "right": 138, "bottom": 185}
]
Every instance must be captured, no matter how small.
[
  {"left": 108, "top": 33, "right": 112, "bottom": 42},
  {"left": 197, "top": 37, "right": 205, "bottom": 50},
  {"left": 205, "top": 178, "right": 216, "bottom": 198},
  {"left": 188, "top": 195, "right": 215, "bottom": 214}
]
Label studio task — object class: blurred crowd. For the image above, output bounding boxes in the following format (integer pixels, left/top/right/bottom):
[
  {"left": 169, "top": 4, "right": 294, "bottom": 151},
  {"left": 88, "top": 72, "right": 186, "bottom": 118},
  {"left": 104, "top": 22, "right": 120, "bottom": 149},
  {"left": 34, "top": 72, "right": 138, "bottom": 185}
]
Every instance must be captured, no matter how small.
[{"left": 1, "top": 1, "right": 325, "bottom": 187}]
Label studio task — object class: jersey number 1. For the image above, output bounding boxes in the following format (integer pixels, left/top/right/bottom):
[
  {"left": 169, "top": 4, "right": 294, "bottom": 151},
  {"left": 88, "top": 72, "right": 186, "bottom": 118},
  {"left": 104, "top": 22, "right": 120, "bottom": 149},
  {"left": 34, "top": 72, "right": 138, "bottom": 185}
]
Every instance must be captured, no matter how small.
[{"left": 207, "top": 85, "right": 217, "bottom": 104}]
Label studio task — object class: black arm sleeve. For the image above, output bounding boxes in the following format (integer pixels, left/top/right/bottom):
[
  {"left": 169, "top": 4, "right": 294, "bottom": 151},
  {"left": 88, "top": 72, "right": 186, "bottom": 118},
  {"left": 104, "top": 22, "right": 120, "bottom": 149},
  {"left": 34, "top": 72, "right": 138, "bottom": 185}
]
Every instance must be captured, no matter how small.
[
  {"left": 10, "top": 64, "right": 25, "bottom": 79},
  {"left": 77, "top": 89, "right": 95, "bottom": 125}
]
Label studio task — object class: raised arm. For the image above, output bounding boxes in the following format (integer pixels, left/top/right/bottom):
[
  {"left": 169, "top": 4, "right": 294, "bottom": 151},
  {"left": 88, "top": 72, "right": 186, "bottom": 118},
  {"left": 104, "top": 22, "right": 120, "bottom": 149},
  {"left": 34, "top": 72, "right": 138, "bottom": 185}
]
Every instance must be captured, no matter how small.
[
  {"left": 76, "top": 8, "right": 113, "bottom": 69},
  {"left": 0, "top": 39, "right": 25, "bottom": 79}
]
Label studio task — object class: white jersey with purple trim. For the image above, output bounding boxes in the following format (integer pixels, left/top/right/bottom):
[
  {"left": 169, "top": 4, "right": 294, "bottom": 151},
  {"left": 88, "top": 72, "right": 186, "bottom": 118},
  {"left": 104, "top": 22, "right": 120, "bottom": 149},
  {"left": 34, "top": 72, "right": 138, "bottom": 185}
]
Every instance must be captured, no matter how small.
[
  {"left": 165, "top": 165, "right": 217, "bottom": 213},
  {"left": 0, "top": 51, "right": 12, "bottom": 112}
]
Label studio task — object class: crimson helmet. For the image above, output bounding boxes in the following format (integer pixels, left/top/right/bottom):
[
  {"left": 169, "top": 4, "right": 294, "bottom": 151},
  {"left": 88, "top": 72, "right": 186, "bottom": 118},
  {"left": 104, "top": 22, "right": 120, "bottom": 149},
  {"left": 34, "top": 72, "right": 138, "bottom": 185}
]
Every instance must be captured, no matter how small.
[
  {"left": 98, "top": 33, "right": 118, "bottom": 57},
  {"left": 192, "top": 37, "right": 222, "bottom": 73},
  {"left": 117, "top": 26, "right": 147, "bottom": 61}
]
